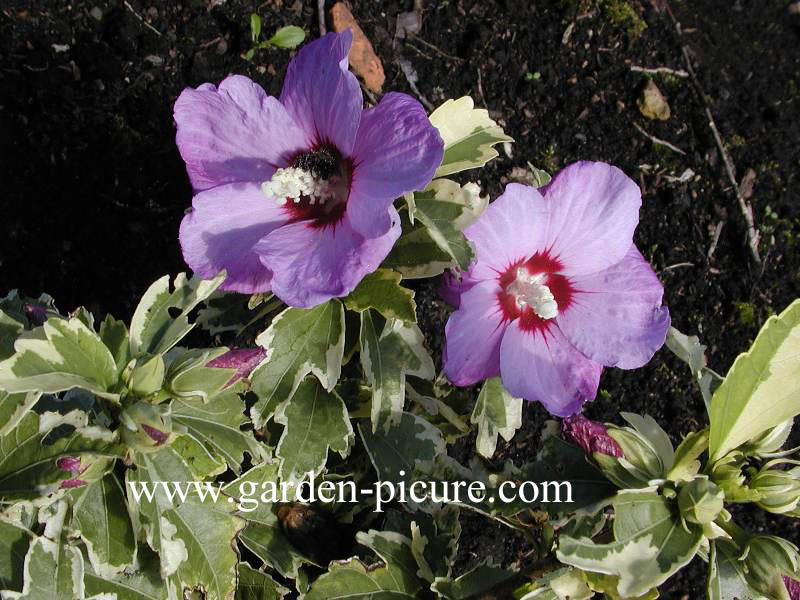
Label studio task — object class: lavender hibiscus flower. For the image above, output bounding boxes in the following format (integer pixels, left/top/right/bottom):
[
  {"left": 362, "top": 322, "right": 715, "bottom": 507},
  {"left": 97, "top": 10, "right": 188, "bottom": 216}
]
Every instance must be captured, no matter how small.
[
  {"left": 174, "top": 31, "right": 443, "bottom": 307},
  {"left": 442, "top": 162, "right": 670, "bottom": 416}
]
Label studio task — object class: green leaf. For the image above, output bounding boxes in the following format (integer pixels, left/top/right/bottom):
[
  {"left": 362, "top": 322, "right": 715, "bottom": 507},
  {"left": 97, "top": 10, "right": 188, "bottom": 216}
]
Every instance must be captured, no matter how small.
[
  {"left": 557, "top": 489, "right": 704, "bottom": 598},
  {"left": 414, "top": 186, "right": 476, "bottom": 271},
  {"left": 0, "top": 310, "right": 25, "bottom": 361},
  {"left": 126, "top": 448, "right": 244, "bottom": 599},
  {"left": 228, "top": 463, "right": 315, "bottom": 579},
  {"left": 0, "top": 391, "right": 40, "bottom": 437},
  {"left": 512, "top": 567, "right": 592, "bottom": 600},
  {"left": 707, "top": 540, "right": 761, "bottom": 600},
  {"left": 250, "top": 300, "right": 345, "bottom": 428},
  {"left": 171, "top": 392, "right": 267, "bottom": 474},
  {"left": 0, "top": 519, "right": 31, "bottom": 592},
  {"left": 236, "top": 563, "right": 289, "bottom": 600},
  {"left": 471, "top": 377, "right": 522, "bottom": 459},
  {"left": 0, "top": 411, "right": 123, "bottom": 500},
  {"left": 273, "top": 377, "right": 353, "bottom": 483},
  {"left": 413, "top": 179, "right": 488, "bottom": 231},
  {"left": 359, "top": 411, "right": 445, "bottom": 491},
  {"left": 343, "top": 269, "right": 416, "bottom": 322},
  {"left": 383, "top": 211, "right": 454, "bottom": 279},
  {"left": 164, "top": 347, "right": 233, "bottom": 401},
  {"left": 98, "top": 315, "right": 130, "bottom": 377},
  {"left": 428, "top": 96, "right": 513, "bottom": 177},
  {"left": 163, "top": 501, "right": 243, "bottom": 600},
  {"left": 666, "top": 326, "right": 723, "bottom": 412},
  {"left": 4, "top": 501, "right": 108, "bottom": 600},
  {"left": 430, "top": 560, "right": 514, "bottom": 600},
  {"left": 195, "top": 291, "right": 261, "bottom": 336},
  {"left": 305, "top": 530, "right": 422, "bottom": 599},
  {"left": 360, "top": 312, "right": 435, "bottom": 433},
  {"left": 408, "top": 506, "right": 460, "bottom": 581},
  {"left": 71, "top": 474, "right": 136, "bottom": 577},
  {"left": 0, "top": 317, "right": 119, "bottom": 401},
  {"left": 83, "top": 547, "right": 170, "bottom": 600},
  {"left": 125, "top": 448, "right": 194, "bottom": 577},
  {"left": 250, "top": 14, "right": 262, "bottom": 42},
  {"left": 266, "top": 26, "right": 305, "bottom": 49},
  {"left": 665, "top": 429, "right": 709, "bottom": 483},
  {"left": 170, "top": 434, "right": 226, "bottom": 479},
  {"left": 710, "top": 299, "right": 800, "bottom": 461},
  {"left": 129, "top": 272, "right": 225, "bottom": 357}
]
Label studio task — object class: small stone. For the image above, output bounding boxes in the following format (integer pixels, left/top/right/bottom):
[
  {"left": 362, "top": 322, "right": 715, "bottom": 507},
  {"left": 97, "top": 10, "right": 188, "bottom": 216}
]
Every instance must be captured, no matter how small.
[
  {"left": 637, "top": 78, "right": 671, "bottom": 120},
  {"left": 789, "top": 2, "right": 800, "bottom": 15},
  {"left": 331, "top": 2, "right": 385, "bottom": 92},
  {"left": 89, "top": 6, "right": 103, "bottom": 21}
]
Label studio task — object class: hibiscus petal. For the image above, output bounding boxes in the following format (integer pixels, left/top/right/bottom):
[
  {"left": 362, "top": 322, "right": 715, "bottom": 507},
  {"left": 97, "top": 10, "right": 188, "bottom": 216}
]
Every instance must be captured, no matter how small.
[
  {"left": 499, "top": 321, "right": 602, "bottom": 417},
  {"left": 254, "top": 208, "right": 401, "bottom": 308},
  {"left": 174, "top": 75, "right": 308, "bottom": 192},
  {"left": 179, "top": 182, "right": 289, "bottom": 293},
  {"left": 348, "top": 92, "right": 444, "bottom": 238},
  {"left": 280, "top": 31, "right": 362, "bottom": 156},
  {"left": 443, "top": 281, "right": 506, "bottom": 386},
  {"left": 557, "top": 245, "right": 670, "bottom": 369},
  {"left": 438, "top": 269, "right": 479, "bottom": 309},
  {"left": 540, "top": 161, "right": 641, "bottom": 277},
  {"left": 463, "top": 183, "right": 550, "bottom": 280}
]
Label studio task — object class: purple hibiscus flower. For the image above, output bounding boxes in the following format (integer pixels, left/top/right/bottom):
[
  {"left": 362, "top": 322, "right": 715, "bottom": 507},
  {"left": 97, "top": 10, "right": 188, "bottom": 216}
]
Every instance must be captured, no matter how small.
[
  {"left": 174, "top": 30, "right": 443, "bottom": 308},
  {"left": 442, "top": 162, "right": 670, "bottom": 416}
]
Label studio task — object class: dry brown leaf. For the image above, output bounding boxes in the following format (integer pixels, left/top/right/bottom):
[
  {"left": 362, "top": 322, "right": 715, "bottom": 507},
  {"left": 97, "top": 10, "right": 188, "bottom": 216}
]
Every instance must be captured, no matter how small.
[{"left": 331, "top": 2, "right": 385, "bottom": 93}]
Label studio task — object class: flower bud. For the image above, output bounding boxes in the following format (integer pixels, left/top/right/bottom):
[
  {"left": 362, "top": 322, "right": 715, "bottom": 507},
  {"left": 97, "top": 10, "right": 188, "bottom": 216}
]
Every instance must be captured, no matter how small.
[
  {"left": 740, "top": 419, "right": 793, "bottom": 457},
  {"left": 783, "top": 575, "right": 800, "bottom": 600},
  {"left": 56, "top": 456, "right": 111, "bottom": 489},
  {"left": 120, "top": 401, "right": 172, "bottom": 452},
  {"left": 123, "top": 354, "right": 166, "bottom": 397},
  {"left": 751, "top": 463, "right": 800, "bottom": 515},
  {"left": 743, "top": 536, "right": 800, "bottom": 599},
  {"left": 207, "top": 347, "right": 267, "bottom": 385},
  {"left": 23, "top": 303, "right": 49, "bottom": 327},
  {"left": 678, "top": 477, "right": 724, "bottom": 525},
  {"left": 561, "top": 414, "right": 623, "bottom": 457}
]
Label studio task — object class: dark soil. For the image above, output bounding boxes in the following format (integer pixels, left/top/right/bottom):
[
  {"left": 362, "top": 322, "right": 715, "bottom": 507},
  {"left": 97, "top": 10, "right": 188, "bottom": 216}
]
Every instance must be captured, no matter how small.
[{"left": 2, "top": 0, "right": 800, "bottom": 598}]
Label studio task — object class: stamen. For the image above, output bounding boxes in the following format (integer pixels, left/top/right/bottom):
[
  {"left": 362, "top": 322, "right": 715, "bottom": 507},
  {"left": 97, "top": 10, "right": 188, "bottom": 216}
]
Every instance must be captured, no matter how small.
[
  {"left": 507, "top": 268, "right": 559, "bottom": 319},
  {"left": 261, "top": 167, "right": 330, "bottom": 206}
]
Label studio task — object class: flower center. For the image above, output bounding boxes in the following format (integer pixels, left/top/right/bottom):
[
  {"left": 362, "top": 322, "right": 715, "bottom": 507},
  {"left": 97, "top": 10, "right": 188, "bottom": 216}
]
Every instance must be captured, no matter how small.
[
  {"left": 496, "top": 252, "right": 574, "bottom": 332},
  {"left": 261, "top": 147, "right": 352, "bottom": 229},
  {"left": 506, "top": 268, "right": 558, "bottom": 319}
]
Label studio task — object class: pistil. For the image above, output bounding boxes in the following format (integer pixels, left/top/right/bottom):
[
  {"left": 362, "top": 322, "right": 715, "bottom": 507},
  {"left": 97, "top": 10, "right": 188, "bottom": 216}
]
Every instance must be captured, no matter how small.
[{"left": 506, "top": 268, "right": 559, "bottom": 319}]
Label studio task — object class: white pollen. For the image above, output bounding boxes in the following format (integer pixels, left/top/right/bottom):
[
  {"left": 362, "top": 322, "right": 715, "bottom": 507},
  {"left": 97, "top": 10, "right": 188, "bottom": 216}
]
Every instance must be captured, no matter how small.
[
  {"left": 507, "top": 268, "right": 558, "bottom": 319},
  {"left": 261, "top": 167, "right": 335, "bottom": 206}
]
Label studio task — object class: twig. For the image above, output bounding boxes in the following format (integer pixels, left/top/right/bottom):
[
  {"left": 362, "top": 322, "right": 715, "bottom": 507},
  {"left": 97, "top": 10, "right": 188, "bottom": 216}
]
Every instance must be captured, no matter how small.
[
  {"left": 630, "top": 65, "right": 689, "bottom": 78},
  {"left": 124, "top": 0, "right": 162, "bottom": 37},
  {"left": 476, "top": 67, "right": 488, "bottom": 108},
  {"left": 707, "top": 220, "right": 724, "bottom": 262},
  {"left": 407, "top": 35, "right": 464, "bottom": 62},
  {"left": 397, "top": 58, "right": 434, "bottom": 111},
  {"left": 633, "top": 122, "right": 686, "bottom": 155},
  {"left": 661, "top": 262, "right": 695, "bottom": 273},
  {"left": 318, "top": 0, "right": 326, "bottom": 36},
  {"left": 666, "top": 6, "right": 761, "bottom": 266}
]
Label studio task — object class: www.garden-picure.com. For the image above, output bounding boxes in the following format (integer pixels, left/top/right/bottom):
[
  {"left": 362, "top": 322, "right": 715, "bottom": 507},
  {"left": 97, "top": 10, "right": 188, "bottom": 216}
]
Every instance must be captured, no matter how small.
[{"left": 0, "top": 25, "right": 798, "bottom": 600}]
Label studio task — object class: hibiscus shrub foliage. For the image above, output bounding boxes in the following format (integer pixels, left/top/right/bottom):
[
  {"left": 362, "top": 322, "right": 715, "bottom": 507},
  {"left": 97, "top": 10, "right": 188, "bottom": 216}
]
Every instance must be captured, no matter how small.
[{"left": 1, "top": 31, "right": 800, "bottom": 600}]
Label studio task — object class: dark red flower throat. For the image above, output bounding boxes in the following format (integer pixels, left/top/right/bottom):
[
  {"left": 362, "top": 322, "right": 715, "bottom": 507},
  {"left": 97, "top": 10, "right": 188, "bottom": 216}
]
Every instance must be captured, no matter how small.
[{"left": 496, "top": 251, "right": 575, "bottom": 333}]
